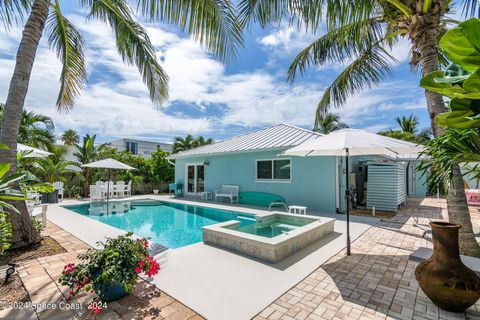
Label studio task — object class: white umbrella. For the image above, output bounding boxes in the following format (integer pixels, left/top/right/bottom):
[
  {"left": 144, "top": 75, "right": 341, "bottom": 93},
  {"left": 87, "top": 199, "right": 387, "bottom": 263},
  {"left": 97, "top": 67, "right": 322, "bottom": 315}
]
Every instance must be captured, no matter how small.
[
  {"left": 17, "top": 143, "right": 52, "bottom": 158},
  {"left": 282, "top": 129, "right": 423, "bottom": 255},
  {"left": 82, "top": 158, "right": 135, "bottom": 201}
]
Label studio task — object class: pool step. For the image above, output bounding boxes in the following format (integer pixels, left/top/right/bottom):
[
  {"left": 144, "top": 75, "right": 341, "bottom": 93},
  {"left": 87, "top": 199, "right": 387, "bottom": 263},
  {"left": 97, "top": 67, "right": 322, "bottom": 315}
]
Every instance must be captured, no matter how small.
[
  {"left": 237, "top": 214, "right": 256, "bottom": 222},
  {"left": 148, "top": 242, "right": 169, "bottom": 256}
]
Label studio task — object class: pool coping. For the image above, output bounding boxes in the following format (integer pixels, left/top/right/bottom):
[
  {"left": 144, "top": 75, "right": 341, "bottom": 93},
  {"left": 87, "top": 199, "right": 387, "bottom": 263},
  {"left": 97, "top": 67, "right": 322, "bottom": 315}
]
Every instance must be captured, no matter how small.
[{"left": 47, "top": 195, "right": 379, "bottom": 320}]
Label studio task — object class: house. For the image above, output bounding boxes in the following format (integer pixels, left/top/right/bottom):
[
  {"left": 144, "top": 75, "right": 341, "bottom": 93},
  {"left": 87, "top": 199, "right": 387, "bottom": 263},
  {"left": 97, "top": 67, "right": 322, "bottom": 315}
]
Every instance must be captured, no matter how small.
[
  {"left": 168, "top": 124, "right": 428, "bottom": 213},
  {"left": 106, "top": 138, "right": 172, "bottom": 158}
]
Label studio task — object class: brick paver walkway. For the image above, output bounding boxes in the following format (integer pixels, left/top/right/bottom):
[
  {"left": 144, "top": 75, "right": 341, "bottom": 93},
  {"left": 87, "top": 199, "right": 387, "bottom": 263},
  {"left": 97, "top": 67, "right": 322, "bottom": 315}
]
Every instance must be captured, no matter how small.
[
  {"left": 255, "top": 198, "right": 480, "bottom": 320},
  {"left": 1, "top": 222, "right": 202, "bottom": 320}
]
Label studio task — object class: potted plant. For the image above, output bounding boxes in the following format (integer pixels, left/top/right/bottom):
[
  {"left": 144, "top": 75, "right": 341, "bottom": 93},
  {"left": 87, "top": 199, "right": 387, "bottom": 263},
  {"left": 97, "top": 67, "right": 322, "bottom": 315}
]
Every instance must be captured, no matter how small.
[{"left": 59, "top": 233, "right": 160, "bottom": 314}]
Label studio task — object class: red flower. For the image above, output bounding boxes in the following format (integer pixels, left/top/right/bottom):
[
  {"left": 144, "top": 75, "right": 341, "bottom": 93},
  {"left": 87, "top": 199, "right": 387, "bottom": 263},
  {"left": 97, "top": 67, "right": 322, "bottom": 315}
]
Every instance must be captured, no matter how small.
[
  {"left": 135, "top": 259, "right": 145, "bottom": 273},
  {"left": 63, "top": 263, "right": 76, "bottom": 275},
  {"left": 147, "top": 259, "right": 160, "bottom": 277},
  {"left": 144, "top": 240, "right": 149, "bottom": 248}
]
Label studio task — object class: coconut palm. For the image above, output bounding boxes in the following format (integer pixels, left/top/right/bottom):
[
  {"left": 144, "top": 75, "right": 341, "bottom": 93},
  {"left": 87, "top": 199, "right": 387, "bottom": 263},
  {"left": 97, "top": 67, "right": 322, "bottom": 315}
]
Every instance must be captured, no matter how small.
[
  {"left": 239, "top": 0, "right": 480, "bottom": 256},
  {"left": 379, "top": 114, "right": 431, "bottom": 144},
  {"left": 314, "top": 113, "right": 348, "bottom": 134},
  {"left": 0, "top": 104, "right": 55, "bottom": 150},
  {"left": 193, "top": 136, "right": 214, "bottom": 148},
  {"left": 172, "top": 135, "right": 195, "bottom": 153},
  {"left": 61, "top": 129, "right": 79, "bottom": 146},
  {"left": 0, "top": 0, "right": 242, "bottom": 248}
]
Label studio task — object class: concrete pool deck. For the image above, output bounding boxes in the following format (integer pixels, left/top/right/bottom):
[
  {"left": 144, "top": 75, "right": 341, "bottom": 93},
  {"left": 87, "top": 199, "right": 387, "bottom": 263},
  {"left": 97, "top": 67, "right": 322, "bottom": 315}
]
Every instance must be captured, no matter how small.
[{"left": 46, "top": 195, "right": 378, "bottom": 320}]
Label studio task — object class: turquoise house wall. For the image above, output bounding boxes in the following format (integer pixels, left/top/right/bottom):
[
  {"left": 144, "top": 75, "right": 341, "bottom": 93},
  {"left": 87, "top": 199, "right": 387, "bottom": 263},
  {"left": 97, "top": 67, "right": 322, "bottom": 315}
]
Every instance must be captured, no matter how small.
[
  {"left": 413, "top": 161, "right": 428, "bottom": 197},
  {"left": 174, "top": 149, "right": 337, "bottom": 214}
]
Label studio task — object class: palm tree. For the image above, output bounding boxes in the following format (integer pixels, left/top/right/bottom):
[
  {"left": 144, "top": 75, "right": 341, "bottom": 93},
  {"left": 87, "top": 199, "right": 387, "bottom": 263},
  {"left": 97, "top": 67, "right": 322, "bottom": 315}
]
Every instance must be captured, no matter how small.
[
  {"left": 73, "top": 134, "right": 103, "bottom": 197},
  {"left": 0, "top": 104, "right": 55, "bottom": 150},
  {"left": 0, "top": 0, "right": 242, "bottom": 248},
  {"left": 61, "top": 129, "right": 79, "bottom": 146},
  {"left": 172, "top": 135, "right": 195, "bottom": 153},
  {"left": 239, "top": 0, "right": 480, "bottom": 256},
  {"left": 35, "top": 149, "right": 75, "bottom": 183},
  {"left": 314, "top": 113, "right": 348, "bottom": 134},
  {"left": 192, "top": 136, "right": 214, "bottom": 148},
  {"left": 379, "top": 114, "right": 431, "bottom": 144}
]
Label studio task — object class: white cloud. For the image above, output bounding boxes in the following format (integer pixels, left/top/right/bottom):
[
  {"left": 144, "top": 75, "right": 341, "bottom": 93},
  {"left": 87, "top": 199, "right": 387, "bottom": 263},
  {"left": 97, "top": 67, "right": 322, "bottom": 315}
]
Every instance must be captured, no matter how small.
[{"left": 0, "top": 10, "right": 426, "bottom": 142}]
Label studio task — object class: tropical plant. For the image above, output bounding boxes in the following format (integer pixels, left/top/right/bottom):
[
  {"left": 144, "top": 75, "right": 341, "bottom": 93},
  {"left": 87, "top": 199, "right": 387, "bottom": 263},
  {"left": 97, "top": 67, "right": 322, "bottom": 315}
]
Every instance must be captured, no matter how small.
[
  {"left": 150, "top": 149, "right": 174, "bottom": 192},
  {"left": 74, "top": 134, "right": 104, "bottom": 197},
  {"left": 0, "top": 0, "right": 242, "bottom": 249},
  {"left": 379, "top": 114, "right": 431, "bottom": 144},
  {"left": 418, "top": 18, "right": 480, "bottom": 256},
  {"left": 192, "top": 136, "right": 214, "bottom": 148},
  {"left": 61, "top": 129, "right": 80, "bottom": 146},
  {"left": 35, "top": 148, "right": 76, "bottom": 183},
  {"left": 172, "top": 135, "right": 195, "bottom": 153},
  {"left": 314, "top": 113, "right": 348, "bottom": 134},
  {"left": 0, "top": 160, "right": 27, "bottom": 255},
  {"left": 59, "top": 233, "right": 160, "bottom": 314},
  {"left": 173, "top": 135, "right": 213, "bottom": 153},
  {"left": 0, "top": 104, "right": 55, "bottom": 150},
  {"left": 239, "top": 0, "right": 480, "bottom": 257}
]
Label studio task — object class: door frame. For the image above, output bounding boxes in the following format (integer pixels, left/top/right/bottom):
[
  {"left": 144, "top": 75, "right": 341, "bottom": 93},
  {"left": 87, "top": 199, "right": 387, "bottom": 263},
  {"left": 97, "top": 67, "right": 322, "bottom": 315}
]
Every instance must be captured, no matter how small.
[{"left": 185, "top": 162, "right": 205, "bottom": 195}]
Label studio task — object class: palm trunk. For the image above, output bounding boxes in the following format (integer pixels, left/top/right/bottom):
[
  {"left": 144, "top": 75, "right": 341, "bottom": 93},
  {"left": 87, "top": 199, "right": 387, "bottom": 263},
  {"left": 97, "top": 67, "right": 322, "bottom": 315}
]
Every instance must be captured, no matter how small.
[
  {"left": 411, "top": 9, "right": 480, "bottom": 257},
  {"left": 0, "top": 0, "right": 50, "bottom": 248}
]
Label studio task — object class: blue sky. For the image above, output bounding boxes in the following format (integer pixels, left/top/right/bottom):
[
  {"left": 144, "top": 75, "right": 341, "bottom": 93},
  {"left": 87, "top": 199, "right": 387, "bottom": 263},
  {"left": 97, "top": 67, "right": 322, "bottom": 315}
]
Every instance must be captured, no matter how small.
[{"left": 0, "top": 2, "right": 456, "bottom": 145}]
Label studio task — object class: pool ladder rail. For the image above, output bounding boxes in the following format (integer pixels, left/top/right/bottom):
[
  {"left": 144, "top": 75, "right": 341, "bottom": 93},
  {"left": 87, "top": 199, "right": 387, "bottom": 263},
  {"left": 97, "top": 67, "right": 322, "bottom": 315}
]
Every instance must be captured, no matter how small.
[{"left": 268, "top": 201, "right": 289, "bottom": 212}]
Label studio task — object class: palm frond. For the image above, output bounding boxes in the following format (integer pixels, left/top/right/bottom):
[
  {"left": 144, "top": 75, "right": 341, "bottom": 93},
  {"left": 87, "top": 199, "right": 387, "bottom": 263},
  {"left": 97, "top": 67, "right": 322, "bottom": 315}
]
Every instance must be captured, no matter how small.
[
  {"left": 135, "top": 0, "right": 243, "bottom": 63},
  {"left": 287, "top": 17, "right": 384, "bottom": 82},
  {"left": 0, "top": 0, "right": 30, "bottom": 30},
  {"left": 315, "top": 45, "right": 396, "bottom": 121},
  {"left": 461, "top": 0, "right": 480, "bottom": 17},
  {"left": 46, "top": 0, "right": 87, "bottom": 110},
  {"left": 238, "top": 0, "right": 375, "bottom": 34},
  {"left": 84, "top": 0, "right": 168, "bottom": 106}
]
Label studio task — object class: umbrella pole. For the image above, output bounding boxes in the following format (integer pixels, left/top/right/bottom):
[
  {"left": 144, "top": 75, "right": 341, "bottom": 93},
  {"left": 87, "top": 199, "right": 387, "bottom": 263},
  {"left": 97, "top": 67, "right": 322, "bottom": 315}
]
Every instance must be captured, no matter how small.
[
  {"left": 107, "top": 169, "right": 110, "bottom": 202},
  {"left": 346, "top": 148, "right": 351, "bottom": 256}
]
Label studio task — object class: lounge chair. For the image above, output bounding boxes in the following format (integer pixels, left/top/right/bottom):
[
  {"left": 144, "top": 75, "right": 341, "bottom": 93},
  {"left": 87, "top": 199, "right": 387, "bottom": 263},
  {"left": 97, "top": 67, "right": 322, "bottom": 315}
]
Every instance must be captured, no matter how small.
[
  {"left": 215, "top": 185, "right": 239, "bottom": 204},
  {"left": 53, "top": 181, "right": 64, "bottom": 202}
]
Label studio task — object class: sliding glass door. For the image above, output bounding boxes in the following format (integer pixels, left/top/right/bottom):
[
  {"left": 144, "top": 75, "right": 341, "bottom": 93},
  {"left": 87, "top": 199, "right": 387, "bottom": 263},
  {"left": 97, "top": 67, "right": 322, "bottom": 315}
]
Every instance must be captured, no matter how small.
[{"left": 186, "top": 164, "right": 205, "bottom": 194}]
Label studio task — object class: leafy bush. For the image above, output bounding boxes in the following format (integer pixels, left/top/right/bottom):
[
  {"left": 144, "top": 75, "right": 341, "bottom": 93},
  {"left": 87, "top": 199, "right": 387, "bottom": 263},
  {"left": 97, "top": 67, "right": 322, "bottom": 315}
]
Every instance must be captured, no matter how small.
[
  {"left": 59, "top": 233, "right": 160, "bottom": 314},
  {"left": 0, "top": 212, "right": 12, "bottom": 256}
]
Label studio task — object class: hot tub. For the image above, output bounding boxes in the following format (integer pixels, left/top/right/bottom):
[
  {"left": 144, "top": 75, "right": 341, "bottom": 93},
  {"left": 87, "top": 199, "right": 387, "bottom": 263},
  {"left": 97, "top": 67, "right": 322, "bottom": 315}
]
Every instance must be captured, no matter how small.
[{"left": 202, "top": 212, "right": 335, "bottom": 263}]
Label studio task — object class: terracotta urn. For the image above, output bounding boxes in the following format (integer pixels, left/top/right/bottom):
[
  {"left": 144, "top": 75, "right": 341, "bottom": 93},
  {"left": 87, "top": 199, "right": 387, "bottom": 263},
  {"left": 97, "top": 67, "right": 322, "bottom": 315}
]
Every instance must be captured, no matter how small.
[{"left": 415, "top": 221, "right": 480, "bottom": 312}]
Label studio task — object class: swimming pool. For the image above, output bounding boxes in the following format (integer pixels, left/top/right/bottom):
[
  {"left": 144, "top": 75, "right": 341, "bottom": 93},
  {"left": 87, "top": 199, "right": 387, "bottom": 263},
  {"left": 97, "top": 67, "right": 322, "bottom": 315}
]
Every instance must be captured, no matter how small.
[{"left": 62, "top": 199, "right": 256, "bottom": 248}]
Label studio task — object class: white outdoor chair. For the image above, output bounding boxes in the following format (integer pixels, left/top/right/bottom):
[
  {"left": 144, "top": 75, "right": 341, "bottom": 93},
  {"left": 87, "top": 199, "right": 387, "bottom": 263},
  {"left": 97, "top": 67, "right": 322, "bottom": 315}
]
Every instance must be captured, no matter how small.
[
  {"left": 106, "top": 181, "right": 116, "bottom": 199},
  {"left": 214, "top": 185, "right": 239, "bottom": 204},
  {"left": 89, "top": 186, "right": 104, "bottom": 201},
  {"left": 53, "top": 181, "right": 64, "bottom": 202},
  {"left": 95, "top": 181, "right": 105, "bottom": 187},
  {"left": 125, "top": 181, "right": 132, "bottom": 197},
  {"left": 115, "top": 181, "right": 126, "bottom": 198}
]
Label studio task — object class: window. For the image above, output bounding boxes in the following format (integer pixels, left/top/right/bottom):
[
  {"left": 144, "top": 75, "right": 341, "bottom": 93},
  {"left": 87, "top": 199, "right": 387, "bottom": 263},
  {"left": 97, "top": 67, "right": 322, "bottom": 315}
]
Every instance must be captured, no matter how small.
[
  {"left": 256, "top": 159, "right": 291, "bottom": 181},
  {"left": 125, "top": 141, "right": 138, "bottom": 155}
]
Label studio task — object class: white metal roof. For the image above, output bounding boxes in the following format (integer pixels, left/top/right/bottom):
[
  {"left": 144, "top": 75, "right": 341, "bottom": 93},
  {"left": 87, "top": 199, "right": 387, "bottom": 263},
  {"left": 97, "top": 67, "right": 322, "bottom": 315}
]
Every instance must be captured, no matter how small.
[{"left": 168, "top": 124, "right": 322, "bottom": 159}]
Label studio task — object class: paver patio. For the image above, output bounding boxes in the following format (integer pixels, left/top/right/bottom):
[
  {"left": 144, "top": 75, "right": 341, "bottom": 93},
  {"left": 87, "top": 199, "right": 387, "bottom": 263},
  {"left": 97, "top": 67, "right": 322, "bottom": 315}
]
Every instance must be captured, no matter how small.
[
  {"left": 255, "top": 197, "right": 480, "bottom": 320},
  {"left": 0, "top": 222, "right": 201, "bottom": 320},
  {"left": 1, "top": 197, "right": 479, "bottom": 320}
]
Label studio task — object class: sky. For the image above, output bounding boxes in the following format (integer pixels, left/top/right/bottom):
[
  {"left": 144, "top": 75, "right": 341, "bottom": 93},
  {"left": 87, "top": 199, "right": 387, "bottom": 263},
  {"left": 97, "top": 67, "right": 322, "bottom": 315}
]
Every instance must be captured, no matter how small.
[{"left": 0, "top": 3, "right": 460, "bottom": 144}]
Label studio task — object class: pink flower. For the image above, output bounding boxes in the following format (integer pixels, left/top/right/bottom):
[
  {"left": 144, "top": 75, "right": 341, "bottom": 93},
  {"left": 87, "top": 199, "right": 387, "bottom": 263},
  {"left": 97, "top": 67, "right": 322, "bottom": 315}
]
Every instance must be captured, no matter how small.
[
  {"left": 135, "top": 259, "right": 145, "bottom": 273},
  {"left": 147, "top": 259, "right": 160, "bottom": 277}
]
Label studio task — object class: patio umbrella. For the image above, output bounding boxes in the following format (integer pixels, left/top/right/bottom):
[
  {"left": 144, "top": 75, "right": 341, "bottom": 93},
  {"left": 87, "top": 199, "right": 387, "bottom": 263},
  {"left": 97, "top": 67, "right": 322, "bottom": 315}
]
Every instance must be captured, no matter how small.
[
  {"left": 17, "top": 143, "right": 52, "bottom": 158},
  {"left": 81, "top": 158, "right": 135, "bottom": 201},
  {"left": 282, "top": 129, "right": 423, "bottom": 255}
]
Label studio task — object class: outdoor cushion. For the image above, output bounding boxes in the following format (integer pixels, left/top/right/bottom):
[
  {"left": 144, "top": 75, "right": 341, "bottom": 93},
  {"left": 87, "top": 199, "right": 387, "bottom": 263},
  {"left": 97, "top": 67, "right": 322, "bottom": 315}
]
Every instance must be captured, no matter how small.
[{"left": 238, "top": 192, "right": 285, "bottom": 207}]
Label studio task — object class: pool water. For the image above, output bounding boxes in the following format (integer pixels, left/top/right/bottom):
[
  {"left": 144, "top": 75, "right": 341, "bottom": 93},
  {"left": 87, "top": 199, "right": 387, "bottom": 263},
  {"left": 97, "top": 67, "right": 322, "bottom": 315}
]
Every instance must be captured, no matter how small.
[
  {"left": 227, "top": 216, "right": 313, "bottom": 238},
  {"left": 63, "top": 199, "right": 256, "bottom": 248}
]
